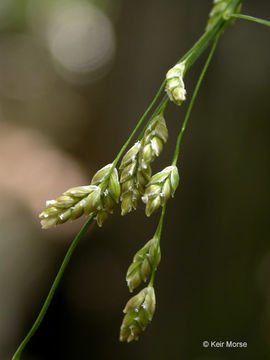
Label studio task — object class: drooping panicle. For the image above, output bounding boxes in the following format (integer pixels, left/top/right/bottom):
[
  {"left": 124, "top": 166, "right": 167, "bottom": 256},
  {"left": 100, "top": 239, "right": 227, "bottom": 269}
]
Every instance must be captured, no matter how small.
[
  {"left": 119, "top": 286, "right": 156, "bottom": 343},
  {"left": 126, "top": 237, "right": 161, "bottom": 292},
  {"left": 39, "top": 163, "right": 120, "bottom": 229},
  {"left": 120, "top": 114, "right": 168, "bottom": 215},
  {"left": 165, "top": 62, "right": 186, "bottom": 105},
  {"left": 142, "top": 165, "right": 179, "bottom": 217}
]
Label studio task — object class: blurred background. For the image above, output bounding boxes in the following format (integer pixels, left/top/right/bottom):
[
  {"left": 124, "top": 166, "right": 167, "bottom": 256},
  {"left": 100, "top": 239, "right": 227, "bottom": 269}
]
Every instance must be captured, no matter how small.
[{"left": 0, "top": 0, "right": 270, "bottom": 359}]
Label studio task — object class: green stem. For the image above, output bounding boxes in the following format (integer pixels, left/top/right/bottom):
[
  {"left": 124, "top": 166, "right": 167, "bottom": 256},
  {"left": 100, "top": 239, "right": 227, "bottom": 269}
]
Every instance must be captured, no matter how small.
[
  {"left": 139, "top": 0, "right": 242, "bottom": 142},
  {"left": 12, "top": 215, "right": 95, "bottom": 360},
  {"left": 138, "top": 96, "right": 169, "bottom": 141},
  {"left": 137, "top": 19, "right": 226, "bottom": 143},
  {"left": 111, "top": 80, "right": 166, "bottom": 170},
  {"left": 182, "top": 18, "right": 222, "bottom": 70},
  {"left": 102, "top": 80, "right": 166, "bottom": 183},
  {"left": 137, "top": 15, "right": 226, "bottom": 143},
  {"left": 230, "top": 13, "right": 270, "bottom": 28},
  {"left": 112, "top": 0, "right": 242, "bottom": 167},
  {"left": 182, "top": 0, "right": 242, "bottom": 70},
  {"left": 149, "top": 205, "right": 166, "bottom": 287},
  {"left": 172, "top": 35, "right": 221, "bottom": 166}
]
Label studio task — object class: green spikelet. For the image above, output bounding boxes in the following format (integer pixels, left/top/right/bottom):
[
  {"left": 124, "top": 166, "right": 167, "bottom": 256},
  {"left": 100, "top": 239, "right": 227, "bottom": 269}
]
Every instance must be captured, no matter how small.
[
  {"left": 165, "top": 62, "right": 186, "bottom": 105},
  {"left": 120, "top": 114, "right": 168, "bottom": 215},
  {"left": 39, "top": 164, "right": 121, "bottom": 229},
  {"left": 90, "top": 164, "right": 121, "bottom": 227},
  {"left": 126, "top": 237, "right": 160, "bottom": 292},
  {"left": 142, "top": 165, "right": 179, "bottom": 217},
  {"left": 120, "top": 286, "right": 156, "bottom": 342}
]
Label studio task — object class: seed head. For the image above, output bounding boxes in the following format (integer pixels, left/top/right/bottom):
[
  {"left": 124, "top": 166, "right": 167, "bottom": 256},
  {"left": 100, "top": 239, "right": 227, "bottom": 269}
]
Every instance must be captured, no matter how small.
[
  {"left": 126, "top": 237, "right": 161, "bottom": 292},
  {"left": 165, "top": 62, "right": 186, "bottom": 105},
  {"left": 39, "top": 164, "right": 121, "bottom": 229},
  {"left": 120, "top": 286, "right": 156, "bottom": 342},
  {"left": 142, "top": 165, "right": 179, "bottom": 217},
  {"left": 120, "top": 115, "right": 168, "bottom": 215}
]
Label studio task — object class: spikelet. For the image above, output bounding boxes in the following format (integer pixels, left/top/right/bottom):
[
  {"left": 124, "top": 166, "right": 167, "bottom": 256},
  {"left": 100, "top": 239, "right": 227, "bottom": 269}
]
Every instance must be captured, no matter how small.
[
  {"left": 126, "top": 237, "right": 160, "bottom": 292},
  {"left": 39, "top": 164, "right": 120, "bottom": 229},
  {"left": 119, "top": 142, "right": 143, "bottom": 215},
  {"left": 120, "top": 286, "right": 156, "bottom": 342},
  {"left": 120, "top": 114, "right": 168, "bottom": 215},
  {"left": 141, "top": 114, "right": 168, "bottom": 168},
  {"left": 206, "top": 0, "right": 242, "bottom": 31},
  {"left": 142, "top": 165, "right": 179, "bottom": 217},
  {"left": 90, "top": 164, "right": 121, "bottom": 226},
  {"left": 165, "top": 62, "right": 186, "bottom": 105}
]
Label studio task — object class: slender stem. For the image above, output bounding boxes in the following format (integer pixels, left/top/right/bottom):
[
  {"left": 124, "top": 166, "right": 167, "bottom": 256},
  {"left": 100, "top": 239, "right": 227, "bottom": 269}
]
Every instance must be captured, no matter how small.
[
  {"left": 182, "top": 19, "right": 223, "bottom": 71},
  {"left": 230, "top": 13, "right": 270, "bottom": 28},
  {"left": 138, "top": 96, "right": 169, "bottom": 141},
  {"left": 137, "top": 20, "right": 226, "bottom": 143},
  {"left": 101, "top": 81, "right": 166, "bottom": 184},
  {"left": 137, "top": 16, "right": 228, "bottom": 143},
  {"left": 149, "top": 205, "right": 166, "bottom": 287},
  {"left": 182, "top": 0, "right": 242, "bottom": 70},
  {"left": 112, "top": 0, "right": 242, "bottom": 167},
  {"left": 111, "top": 80, "right": 166, "bottom": 169},
  {"left": 139, "top": 1, "right": 242, "bottom": 143},
  {"left": 172, "top": 35, "right": 221, "bottom": 166},
  {"left": 154, "top": 206, "right": 166, "bottom": 239},
  {"left": 12, "top": 215, "right": 95, "bottom": 360}
]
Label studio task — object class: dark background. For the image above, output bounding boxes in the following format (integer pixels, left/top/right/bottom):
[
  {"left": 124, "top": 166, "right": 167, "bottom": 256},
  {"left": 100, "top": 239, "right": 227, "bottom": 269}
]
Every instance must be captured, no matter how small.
[{"left": 0, "top": 1, "right": 270, "bottom": 359}]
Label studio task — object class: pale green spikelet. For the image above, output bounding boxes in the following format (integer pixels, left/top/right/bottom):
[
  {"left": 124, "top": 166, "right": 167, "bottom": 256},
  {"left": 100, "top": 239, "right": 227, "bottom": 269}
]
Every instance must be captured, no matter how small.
[
  {"left": 140, "top": 114, "right": 168, "bottom": 168},
  {"left": 126, "top": 237, "right": 161, "bottom": 292},
  {"left": 39, "top": 185, "right": 98, "bottom": 229},
  {"left": 142, "top": 165, "right": 179, "bottom": 217},
  {"left": 120, "top": 286, "right": 156, "bottom": 342},
  {"left": 120, "top": 114, "right": 168, "bottom": 215},
  {"left": 165, "top": 62, "right": 186, "bottom": 105},
  {"left": 90, "top": 164, "right": 121, "bottom": 226},
  {"left": 120, "top": 142, "right": 142, "bottom": 215},
  {"left": 39, "top": 164, "right": 121, "bottom": 229},
  {"left": 206, "top": 0, "right": 242, "bottom": 31}
]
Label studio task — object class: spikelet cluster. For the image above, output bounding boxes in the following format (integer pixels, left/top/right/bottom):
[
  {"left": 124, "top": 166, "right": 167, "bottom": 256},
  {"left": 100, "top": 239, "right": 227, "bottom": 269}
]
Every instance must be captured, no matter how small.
[
  {"left": 165, "top": 62, "right": 186, "bottom": 105},
  {"left": 39, "top": 164, "right": 120, "bottom": 228},
  {"left": 120, "top": 286, "right": 156, "bottom": 342},
  {"left": 142, "top": 165, "right": 179, "bottom": 217},
  {"left": 120, "top": 114, "right": 168, "bottom": 215},
  {"left": 126, "top": 237, "right": 160, "bottom": 292},
  {"left": 206, "top": 0, "right": 241, "bottom": 31}
]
